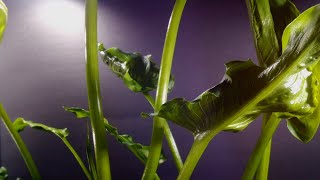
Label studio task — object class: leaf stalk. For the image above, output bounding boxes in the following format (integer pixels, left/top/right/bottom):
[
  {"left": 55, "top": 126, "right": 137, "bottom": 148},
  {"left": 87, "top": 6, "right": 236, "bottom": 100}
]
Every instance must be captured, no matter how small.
[
  {"left": 142, "top": 0, "right": 187, "bottom": 179},
  {"left": 85, "top": 0, "right": 111, "bottom": 179}
]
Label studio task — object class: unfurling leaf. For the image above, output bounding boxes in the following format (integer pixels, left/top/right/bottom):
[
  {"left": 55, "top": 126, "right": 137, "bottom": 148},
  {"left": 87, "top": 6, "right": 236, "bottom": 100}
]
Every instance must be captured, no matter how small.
[
  {"left": 64, "top": 107, "right": 166, "bottom": 164},
  {"left": 155, "top": 5, "right": 320, "bottom": 142},
  {"left": 13, "top": 118, "right": 69, "bottom": 139},
  {"left": 246, "top": 0, "right": 299, "bottom": 66},
  {"left": 0, "top": 0, "right": 7, "bottom": 41},
  {"left": 0, "top": 166, "right": 8, "bottom": 180},
  {"left": 98, "top": 43, "right": 174, "bottom": 93}
]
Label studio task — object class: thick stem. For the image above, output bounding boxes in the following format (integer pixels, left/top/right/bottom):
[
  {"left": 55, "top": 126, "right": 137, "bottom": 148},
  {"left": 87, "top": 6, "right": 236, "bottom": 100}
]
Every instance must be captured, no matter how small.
[
  {"left": 0, "top": 104, "right": 41, "bottom": 180},
  {"left": 255, "top": 114, "right": 274, "bottom": 180},
  {"left": 142, "top": 1, "right": 187, "bottom": 179},
  {"left": 61, "top": 138, "right": 91, "bottom": 180},
  {"left": 242, "top": 114, "right": 281, "bottom": 180},
  {"left": 85, "top": 0, "right": 111, "bottom": 179},
  {"left": 177, "top": 131, "right": 217, "bottom": 180}
]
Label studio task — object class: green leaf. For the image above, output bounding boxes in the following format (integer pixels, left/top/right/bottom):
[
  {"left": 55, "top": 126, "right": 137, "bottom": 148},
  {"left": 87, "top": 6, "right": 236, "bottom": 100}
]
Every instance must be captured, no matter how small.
[
  {"left": 64, "top": 107, "right": 166, "bottom": 164},
  {"left": 0, "top": 0, "right": 7, "bottom": 41},
  {"left": 98, "top": 43, "right": 174, "bottom": 93},
  {"left": 13, "top": 118, "right": 69, "bottom": 139},
  {"left": 246, "top": 0, "right": 299, "bottom": 66},
  {"left": 0, "top": 166, "right": 8, "bottom": 180},
  {"left": 155, "top": 4, "right": 320, "bottom": 138}
]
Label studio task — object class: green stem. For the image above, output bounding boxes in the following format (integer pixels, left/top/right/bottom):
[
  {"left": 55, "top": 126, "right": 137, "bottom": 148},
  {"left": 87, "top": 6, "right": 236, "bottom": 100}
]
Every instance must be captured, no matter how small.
[
  {"left": 61, "top": 138, "right": 91, "bottom": 180},
  {"left": 242, "top": 114, "right": 281, "bottom": 180},
  {"left": 163, "top": 122, "right": 183, "bottom": 171},
  {"left": 142, "top": 0, "right": 187, "bottom": 179},
  {"left": 177, "top": 131, "right": 218, "bottom": 180},
  {"left": 0, "top": 104, "right": 41, "bottom": 180},
  {"left": 256, "top": 114, "right": 273, "bottom": 180},
  {"left": 85, "top": 0, "right": 111, "bottom": 179},
  {"left": 143, "top": 93, "right": 183, "bottom": 171}
]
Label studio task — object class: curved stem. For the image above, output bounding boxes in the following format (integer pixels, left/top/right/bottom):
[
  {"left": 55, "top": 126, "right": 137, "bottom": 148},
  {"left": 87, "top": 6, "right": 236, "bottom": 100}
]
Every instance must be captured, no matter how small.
[
  {"left": 177, "top": 131, "right": 217, "bottom": 180},
  {"left": 61, "top": 138, "right": 91, "bottom": 180},
  {"left": 242, "top": 114, "right": 281, "bottom": 180},
  {"left": 142, "top": 0, "right": 187, "bottom": 179},
  {"left": 256, "top": 114, "right": 274, "bottom": 180},
  {"left": 0, "top": 104, "right": 41, "bottom": 180},
  {"left": 85, "top": 0, "right": 111, "bottom": 179}
]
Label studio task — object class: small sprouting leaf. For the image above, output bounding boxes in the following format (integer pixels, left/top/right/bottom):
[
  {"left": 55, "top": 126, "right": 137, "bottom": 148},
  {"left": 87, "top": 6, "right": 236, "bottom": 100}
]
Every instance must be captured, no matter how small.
[
  {"left": 0, "top": 166, "right": 8, "bottom": 180},
  {"left": 156, "top": 4, "right": 320, "bottom": 138},
  {"left": 63, "top": 107, "right": 89, "bottom": 118},
  {"left": 246, "top": 0, "right": 299, "bottom": 66},
  {"left": 98, "top": 43, "right": 174, "bottom": 93},
  {"left": 0, "top": 0, "right": 7, "bottom": 41},
  {"left": 13, "top": 118, "right": 69, "bottom": 139},
  {"left": 64, "top": 107, "right": 166, "bottom": 164}
]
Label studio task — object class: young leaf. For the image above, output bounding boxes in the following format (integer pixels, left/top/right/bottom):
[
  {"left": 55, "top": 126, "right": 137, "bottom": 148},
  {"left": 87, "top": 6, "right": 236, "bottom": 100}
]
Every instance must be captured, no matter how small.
[
  {"left": 0, "top": 0, "right": 7, "bottom": 41},
  {"left": 0, "top": 166, "right": 8, "bottom": 180},
  {"left": 64, "top": 107, "right": 166, "bottom": 164},
  {"left": 155, "top": 4, "right": 320, "bottom": 138},
  {"left": 98, "top": 43, "right": 174, "bottom": 93},
  {"left": 246, "top": 0, "right": 299, "bottom": 66},
  {"left": 13, "top": 118, "right": 69, "bottom": 138}
]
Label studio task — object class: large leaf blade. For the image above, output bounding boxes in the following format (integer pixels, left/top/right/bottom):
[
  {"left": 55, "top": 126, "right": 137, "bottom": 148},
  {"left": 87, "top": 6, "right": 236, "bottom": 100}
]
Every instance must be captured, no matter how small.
[
  {"left": 156, "top": 5, "right": 320, "bottom": 139},
  {"left": 98, "top": 43, "right": 174, "bottom": 93}
]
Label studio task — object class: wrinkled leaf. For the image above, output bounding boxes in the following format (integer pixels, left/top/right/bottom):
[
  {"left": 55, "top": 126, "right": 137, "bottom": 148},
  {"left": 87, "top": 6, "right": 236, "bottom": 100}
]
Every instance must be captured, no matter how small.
[
  {"left": 0, "top": 0, "right": 7, "bottom": 41},
  {"left": 13, "top": 118, "right": 69, "bottom": 139},
  {"left": 98, "top": 43, "right": 174, "bottom": 93},
  {"left": 156, "top": 5, "right": 320, "bottom": 140},
  {"left": 0, "top": 166, "right": 8, "bottom": 180},
  {"left": 64, "top": 107, "right": 166, "bottom": 164},
  {"left": 246, "top": 0, "right": 299, "bottom": 66}
]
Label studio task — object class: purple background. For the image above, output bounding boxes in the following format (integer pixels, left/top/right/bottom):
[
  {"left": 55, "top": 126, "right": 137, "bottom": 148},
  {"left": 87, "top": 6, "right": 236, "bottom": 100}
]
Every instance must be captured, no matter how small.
[{"left": 1, "top": 0, "right": 320, "bottom": 179}]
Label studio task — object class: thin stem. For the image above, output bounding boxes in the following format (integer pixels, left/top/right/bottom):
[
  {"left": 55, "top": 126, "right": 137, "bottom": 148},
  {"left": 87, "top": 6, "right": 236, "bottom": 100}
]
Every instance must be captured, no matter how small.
[
  {"left": 177, "top": 131, "right": 217, "bottom": 180},
  {"left": 256, "top": 114, "right": 273, "bottom": 180},
  {"left": 0, "top": 104, "right": 41, "bottom": 180},
  {"left": 143, "top": 93, "right": 183, "bottom": 171},
  {"left": 85, "top": 0, "right": 111, "bottom": 179},
  {"left": 61, "top": 138, "right": 91, "bottom": 180},
  {"left": 242, "top": 114, "right": 281, "bottom": 180},
  {"left": 163, "top": 123, "right": 183, "bottom": 171},
  {"left": 142, "top": 0, "right": 187, "bottom": 179},
  {"left": 143, "top": 93, "right": 155, "bottom": 109}
]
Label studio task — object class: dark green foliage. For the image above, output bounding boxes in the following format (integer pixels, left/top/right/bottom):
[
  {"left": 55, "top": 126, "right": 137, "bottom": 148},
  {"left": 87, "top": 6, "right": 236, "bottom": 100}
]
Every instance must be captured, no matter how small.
[
  {"left": 0, "top": 167, "right": 8, "bottom": 180},
  {"left": 98, "top": 43, "right": 174, "bottom": 93},
  {"left": 155, "top": 4, "right": 320, "bottom": 142},
  {"left": 64, "top": 107, "right": 166, "bottom": 164}
]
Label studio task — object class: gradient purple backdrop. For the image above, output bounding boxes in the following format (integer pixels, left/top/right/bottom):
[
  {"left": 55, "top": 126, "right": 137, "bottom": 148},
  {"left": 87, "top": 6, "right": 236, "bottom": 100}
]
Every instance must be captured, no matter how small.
[{"left": 1, "top": 0, "right": 320, "bottom": 179}]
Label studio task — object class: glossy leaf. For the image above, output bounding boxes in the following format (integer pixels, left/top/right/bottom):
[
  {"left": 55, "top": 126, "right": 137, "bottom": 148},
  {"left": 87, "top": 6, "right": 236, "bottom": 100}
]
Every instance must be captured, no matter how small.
[
  {"left": 64, "top": 107, "right": 166, "bottom": 164},
  {"left": 98, "top": 43, "right": 174, "bottom": 93},
  {"left": 155, "top": 4, "right": 320, "bottom": 138},
  {"left": 13, "top": 118, "right": 69, "bottom": 139},
  {"left": 0, "top": 166, "right": 8, "bottom": 180},
  {"left": 0, "top": 0, "right": 7, "bottom": 41},
  {"left": 246, "top": 0, "right": 299, "bottom": 66}
]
